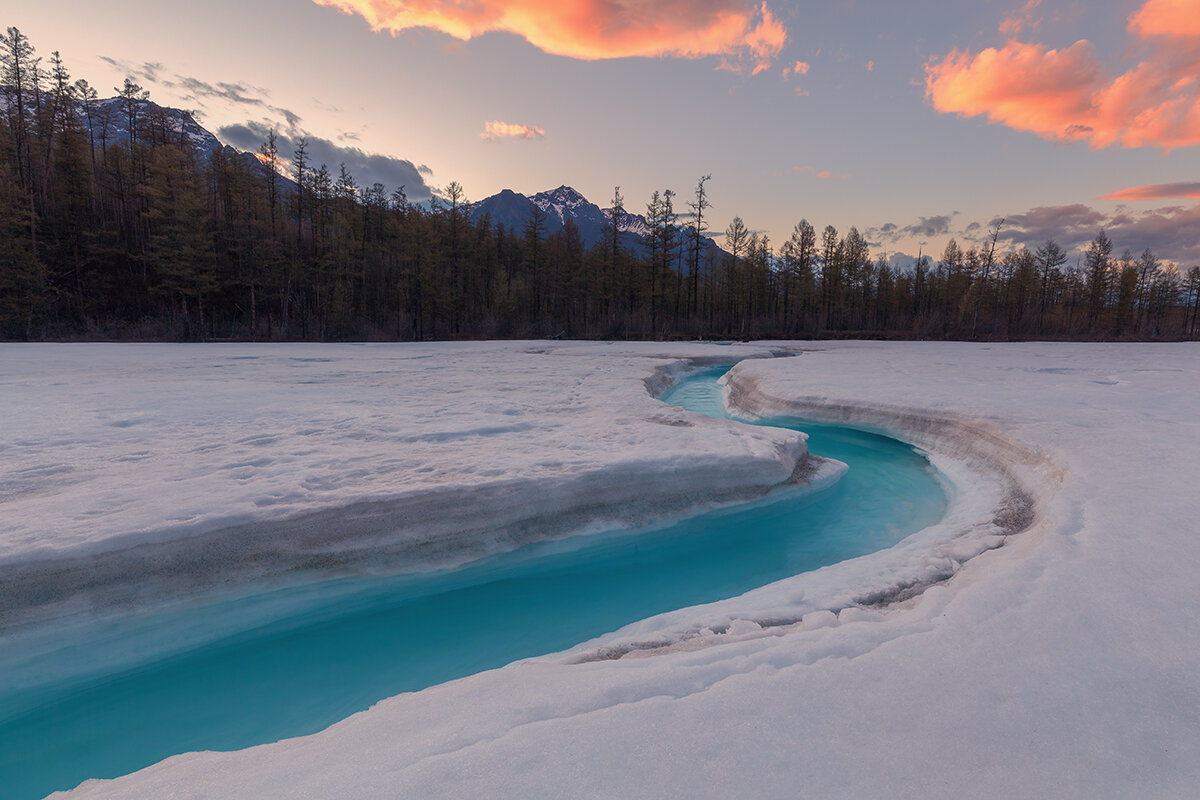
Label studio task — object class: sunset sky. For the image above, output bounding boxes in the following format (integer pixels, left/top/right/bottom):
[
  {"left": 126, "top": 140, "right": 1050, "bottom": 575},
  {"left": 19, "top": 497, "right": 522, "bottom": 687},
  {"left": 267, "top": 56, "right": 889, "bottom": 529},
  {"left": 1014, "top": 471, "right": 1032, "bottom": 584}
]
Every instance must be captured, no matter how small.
[{"left": 15, "top": 0, "right": 1200, "bottom": 265}]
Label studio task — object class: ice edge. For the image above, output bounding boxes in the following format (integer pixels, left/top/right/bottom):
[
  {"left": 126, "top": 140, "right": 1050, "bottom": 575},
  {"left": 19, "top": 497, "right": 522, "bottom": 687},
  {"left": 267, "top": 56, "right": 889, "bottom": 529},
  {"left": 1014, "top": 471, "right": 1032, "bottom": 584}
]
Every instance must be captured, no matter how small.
[{"left": 564, "top": 360, "right": 1061, "bottom": 663}]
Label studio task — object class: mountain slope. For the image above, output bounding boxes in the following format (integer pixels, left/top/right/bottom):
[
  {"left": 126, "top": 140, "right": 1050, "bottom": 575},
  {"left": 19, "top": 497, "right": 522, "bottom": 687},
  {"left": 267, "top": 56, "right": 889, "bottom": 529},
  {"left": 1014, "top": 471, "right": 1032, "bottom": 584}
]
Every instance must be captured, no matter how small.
[
  {"left": 468, "top": 185, "right": 694, "bottom": 254},
  {"left": 86, "top": 97, "right": 223, "bottom": 160}
]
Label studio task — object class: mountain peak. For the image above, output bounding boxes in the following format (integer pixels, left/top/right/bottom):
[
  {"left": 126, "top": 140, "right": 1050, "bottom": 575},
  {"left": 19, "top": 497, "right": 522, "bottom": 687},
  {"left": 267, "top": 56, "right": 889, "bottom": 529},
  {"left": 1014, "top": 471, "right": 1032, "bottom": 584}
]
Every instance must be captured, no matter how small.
[
  {"left": 466, "top": 184, "right": 721, "bottom": 259},
  {"left": 535, "top": 185, "right": 586, "bottom": 205}
]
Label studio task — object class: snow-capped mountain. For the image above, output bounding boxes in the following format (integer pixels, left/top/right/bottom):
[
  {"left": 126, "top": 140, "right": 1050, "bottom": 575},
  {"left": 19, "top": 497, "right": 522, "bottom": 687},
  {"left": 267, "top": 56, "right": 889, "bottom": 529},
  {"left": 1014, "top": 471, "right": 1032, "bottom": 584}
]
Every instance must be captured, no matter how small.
[
  {"left": 530, "top": 185, "right": 593, "bottom": 225},
  {"left": 1, "top": 88, "right": 243, "bottom": 166},
  {"left": 469, "top": 185, "right": 663, "bottom": 251},
  {"left": 87, "top": 97, "right": 223, "bottom": 160},
  {"left": 82, "top": 96, "right": 297, "bottom": 188}
]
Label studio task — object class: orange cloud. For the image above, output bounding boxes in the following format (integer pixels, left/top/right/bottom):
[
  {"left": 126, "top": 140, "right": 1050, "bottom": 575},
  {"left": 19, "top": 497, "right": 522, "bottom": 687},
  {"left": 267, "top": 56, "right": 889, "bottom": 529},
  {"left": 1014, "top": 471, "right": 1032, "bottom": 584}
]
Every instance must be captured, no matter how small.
[
  {"left": 480, "top": 120, "right": 545, "bottom": 142},
  {"left": 1103, "top": 182, "right": 1200, "bottom": 200},
  {"left": 315, "top": 0, "right": 786, "bottom": 71},
  {"left": 1128, "top": 0, "right": 1200, "bottom": 38},
  {"left": 925, "top": 0, "right": 1200, "bottom": 150},
  {"left": 793, "top": 165, "right": 851, "bottom": 180},
  {"left": 999, "top": 0, "right": 1042, "bottom": 36},
  {"left": 782, "top": 60, "right": 810, "bottom": 77}
]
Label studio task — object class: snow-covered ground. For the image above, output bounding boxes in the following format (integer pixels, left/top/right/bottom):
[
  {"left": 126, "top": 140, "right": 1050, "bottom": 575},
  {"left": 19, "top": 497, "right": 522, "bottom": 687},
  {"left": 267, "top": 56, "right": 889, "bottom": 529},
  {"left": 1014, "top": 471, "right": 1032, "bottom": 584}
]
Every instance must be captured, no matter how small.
[
  {"left": 5, "top": 341, "right": 1198, "bottom": 799},
  {"left": 1, "top": 341, "right": 827, "bottom": 631}
]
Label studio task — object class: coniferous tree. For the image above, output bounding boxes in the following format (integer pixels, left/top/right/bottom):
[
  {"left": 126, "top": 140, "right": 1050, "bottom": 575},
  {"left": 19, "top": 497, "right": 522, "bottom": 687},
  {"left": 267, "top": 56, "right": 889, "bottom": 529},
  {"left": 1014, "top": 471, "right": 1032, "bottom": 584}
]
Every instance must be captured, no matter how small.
[
  {"left": 687, "top": 175, "right": 710, "bottom": 321},
  {"left": 1034, "top": 239, "right": 1068, "bottom": 332},
  {"left": 2, "top": 27, "right": 37, "bottom": 190},
  {"left": 115, "top": 77, "right": 148, "bottom": 160},
  {"left": 1084, "top": 230, "right": 1113, "bottom": 330}
]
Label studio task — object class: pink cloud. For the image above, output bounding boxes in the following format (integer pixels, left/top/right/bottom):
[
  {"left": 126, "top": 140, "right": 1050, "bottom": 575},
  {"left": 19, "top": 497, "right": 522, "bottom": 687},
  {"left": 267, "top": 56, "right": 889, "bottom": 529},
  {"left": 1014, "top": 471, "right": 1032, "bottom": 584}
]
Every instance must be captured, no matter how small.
[
  {"left": 1103, "top": 182, "right": 1200, "bottom": 200},
  {"left": 1128, "top": 0, "right": 1200, "bottom": 38},
  {"left": 793, "top": 165, "right": 851, "bottom": 180},
  {"left": 315, "top": 0, "right": 786, "bottom": 73},
  {"left": 480, "top": 120, "right": 545, "bottom": 142},
  {"left": 999, "top": 0, "right": 1042, "bottom": 36},
  {"left": 925, "top": 0, "right": 1200, "bottom": 150}
]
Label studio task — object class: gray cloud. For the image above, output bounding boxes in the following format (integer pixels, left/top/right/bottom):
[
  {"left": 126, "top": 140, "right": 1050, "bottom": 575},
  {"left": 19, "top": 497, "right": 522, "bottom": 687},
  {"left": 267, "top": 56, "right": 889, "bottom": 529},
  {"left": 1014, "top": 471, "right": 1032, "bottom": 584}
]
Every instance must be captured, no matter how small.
[
  {"left": 903, "top": 215, "right": 953, "bottom": 239},
  {"left": 99, "top": 57, "right": 164, "bottom": 86},
  {"left": 176, "top": 77, "right": 264, "bottom": 107},
  {"left": 218, "top": 121, "right": 432, "bottom": 200},
  {"left": 170, "top": 76, "right": 302, "bottom": 129},
  {"left": 100, "top": 59, "right": 303, "bottom": 131},
  {"left": 992, "top": 204, "right": 1108, "bottom": 250},
  {"left": 887, "top": 252, "right": 919, "bottom": 272},
  {"left": 868, "top": 214, "right": 954, "bottom": 245},
  {"left": 994, "top": 203, "right": 1200, "bottom": 264}
]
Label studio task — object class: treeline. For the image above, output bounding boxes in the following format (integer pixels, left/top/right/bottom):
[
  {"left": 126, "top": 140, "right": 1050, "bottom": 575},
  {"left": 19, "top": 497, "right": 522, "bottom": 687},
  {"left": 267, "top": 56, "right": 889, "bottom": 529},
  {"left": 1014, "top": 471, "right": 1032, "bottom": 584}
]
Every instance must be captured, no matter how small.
[{"left": 2, "top": 27, "right": 1198, "bottom": 342}]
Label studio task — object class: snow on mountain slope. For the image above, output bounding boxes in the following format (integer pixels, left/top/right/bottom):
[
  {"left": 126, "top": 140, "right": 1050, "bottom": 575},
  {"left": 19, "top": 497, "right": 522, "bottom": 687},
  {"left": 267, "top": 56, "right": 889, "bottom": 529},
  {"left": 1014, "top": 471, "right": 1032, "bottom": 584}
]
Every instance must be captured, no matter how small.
[
  {"left": 468, "top": 185, "right": 664, "bottom": 251},
  {"left": 89, "top": 97, "right": 223, "bottom": 160}
]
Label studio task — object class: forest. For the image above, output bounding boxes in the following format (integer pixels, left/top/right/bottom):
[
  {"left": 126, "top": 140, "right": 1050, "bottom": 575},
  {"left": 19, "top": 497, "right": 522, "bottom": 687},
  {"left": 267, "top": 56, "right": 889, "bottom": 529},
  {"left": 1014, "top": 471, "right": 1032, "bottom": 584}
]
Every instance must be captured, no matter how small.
[{"left": 3, "top": 27, "right": 1199, "bottom": 342}]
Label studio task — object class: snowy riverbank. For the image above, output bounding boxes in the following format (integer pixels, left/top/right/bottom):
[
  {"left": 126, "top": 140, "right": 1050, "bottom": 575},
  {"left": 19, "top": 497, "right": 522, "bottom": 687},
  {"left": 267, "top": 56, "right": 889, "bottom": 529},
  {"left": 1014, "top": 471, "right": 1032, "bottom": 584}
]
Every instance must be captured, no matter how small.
[{"left": 15, "top": 340, "right": 1199, "bottom": 799}]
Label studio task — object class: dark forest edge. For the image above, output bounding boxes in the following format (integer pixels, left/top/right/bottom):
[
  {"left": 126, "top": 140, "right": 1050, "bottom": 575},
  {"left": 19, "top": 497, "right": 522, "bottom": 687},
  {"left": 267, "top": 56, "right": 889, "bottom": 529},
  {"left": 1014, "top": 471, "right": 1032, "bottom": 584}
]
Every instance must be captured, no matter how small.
[{"left": 2, "top": 28, "right": 1198, "bottom": 343}]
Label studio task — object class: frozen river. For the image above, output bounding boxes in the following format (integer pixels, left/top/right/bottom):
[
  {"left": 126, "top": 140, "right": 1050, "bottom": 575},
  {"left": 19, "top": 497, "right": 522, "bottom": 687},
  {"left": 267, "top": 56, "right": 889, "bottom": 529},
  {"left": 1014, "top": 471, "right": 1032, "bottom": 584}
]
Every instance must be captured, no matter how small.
[
  {"left": 1, "top": 365, "right": 946, "bottom": 799},
  {"left": 15, "top": 342, "right": 1190, "bottom": 800}
]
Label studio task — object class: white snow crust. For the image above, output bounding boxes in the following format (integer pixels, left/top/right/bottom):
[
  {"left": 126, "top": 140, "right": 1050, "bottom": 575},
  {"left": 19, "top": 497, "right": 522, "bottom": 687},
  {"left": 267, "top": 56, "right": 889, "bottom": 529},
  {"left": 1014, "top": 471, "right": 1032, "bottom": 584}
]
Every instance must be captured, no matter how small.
[
  {"left": 20, "top": 341, "right": 1200, "bottom": 799},
  {"left": 1, "top": 341, "right": 815, "bottom": 629}
]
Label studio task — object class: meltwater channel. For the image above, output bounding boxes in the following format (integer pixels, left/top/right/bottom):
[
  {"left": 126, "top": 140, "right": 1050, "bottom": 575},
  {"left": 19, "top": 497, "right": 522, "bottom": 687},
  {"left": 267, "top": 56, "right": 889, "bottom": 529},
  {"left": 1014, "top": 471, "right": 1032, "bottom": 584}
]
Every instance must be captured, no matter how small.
[{"left": 1, "top": 366, "right": 947, "bottom": 799}]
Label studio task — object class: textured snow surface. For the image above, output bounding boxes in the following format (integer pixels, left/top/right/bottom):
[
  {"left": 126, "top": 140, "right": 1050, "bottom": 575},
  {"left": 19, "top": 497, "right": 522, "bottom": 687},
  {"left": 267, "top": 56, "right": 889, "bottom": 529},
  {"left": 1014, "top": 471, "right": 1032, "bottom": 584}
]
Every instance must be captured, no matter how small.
[
  {"left": 26, "top": 341, "right": 1200, "bottom": 799},
  {"left": 1, "top": 341, "right": 812, "bottom": 628}
]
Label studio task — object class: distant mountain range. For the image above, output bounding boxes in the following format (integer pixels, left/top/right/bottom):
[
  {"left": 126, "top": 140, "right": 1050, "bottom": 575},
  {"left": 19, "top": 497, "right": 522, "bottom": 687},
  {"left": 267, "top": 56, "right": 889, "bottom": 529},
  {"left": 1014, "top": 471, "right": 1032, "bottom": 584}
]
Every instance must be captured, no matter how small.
[
  {"left": 467, "top": 184, "right": 726, "bottom": 259},
  {"left": 60, "top": 95, "right": 720, "bottom": 258},
  {"left": 466, "top": 185, "right": 652, "bottom": 251}
]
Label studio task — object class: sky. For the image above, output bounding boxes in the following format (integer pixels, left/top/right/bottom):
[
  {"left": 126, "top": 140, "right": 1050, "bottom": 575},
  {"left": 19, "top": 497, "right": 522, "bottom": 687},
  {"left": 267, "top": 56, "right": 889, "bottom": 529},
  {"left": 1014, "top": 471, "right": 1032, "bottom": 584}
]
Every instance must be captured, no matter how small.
[{"left": 11, "top": 0, "right": 1200, "bottom": 266}]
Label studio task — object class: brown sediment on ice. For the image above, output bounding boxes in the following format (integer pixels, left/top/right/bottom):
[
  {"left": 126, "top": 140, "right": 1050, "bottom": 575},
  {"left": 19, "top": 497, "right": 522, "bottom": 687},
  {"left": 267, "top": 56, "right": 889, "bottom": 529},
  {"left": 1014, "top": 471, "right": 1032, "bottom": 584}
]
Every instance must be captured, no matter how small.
[
  {"left": 722, "top": 365, "right": 1055, "bottom": 537},
  {"left": 722, "top": 364, "right": 1060, "bottom": 613},
  {"left": 565, "top": 359, "right": 1063, "bottom": 664}
]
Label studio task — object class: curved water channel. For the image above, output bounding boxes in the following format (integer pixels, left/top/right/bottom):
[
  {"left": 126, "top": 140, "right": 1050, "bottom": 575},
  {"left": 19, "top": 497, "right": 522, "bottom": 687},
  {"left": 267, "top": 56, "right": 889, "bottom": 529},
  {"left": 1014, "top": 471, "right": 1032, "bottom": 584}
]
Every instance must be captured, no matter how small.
[{"left": 1, "top": 365, "right": 947, "bottom": 799}]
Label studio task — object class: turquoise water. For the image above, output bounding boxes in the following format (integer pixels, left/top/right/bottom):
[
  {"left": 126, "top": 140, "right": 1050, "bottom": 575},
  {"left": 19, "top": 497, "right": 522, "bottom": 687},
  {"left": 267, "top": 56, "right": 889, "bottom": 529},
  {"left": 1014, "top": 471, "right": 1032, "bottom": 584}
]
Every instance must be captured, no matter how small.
[{"left": 0, "top": 367, "right": 946, "bottom": 800}]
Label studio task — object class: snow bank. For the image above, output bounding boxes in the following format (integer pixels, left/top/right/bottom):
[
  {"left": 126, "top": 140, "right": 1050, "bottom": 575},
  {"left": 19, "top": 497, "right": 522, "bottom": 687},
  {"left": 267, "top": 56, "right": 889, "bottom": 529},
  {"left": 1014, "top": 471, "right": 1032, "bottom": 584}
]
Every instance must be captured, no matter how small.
[{"left": 1, "top": 341, "right": 817, "bottom": 630}]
